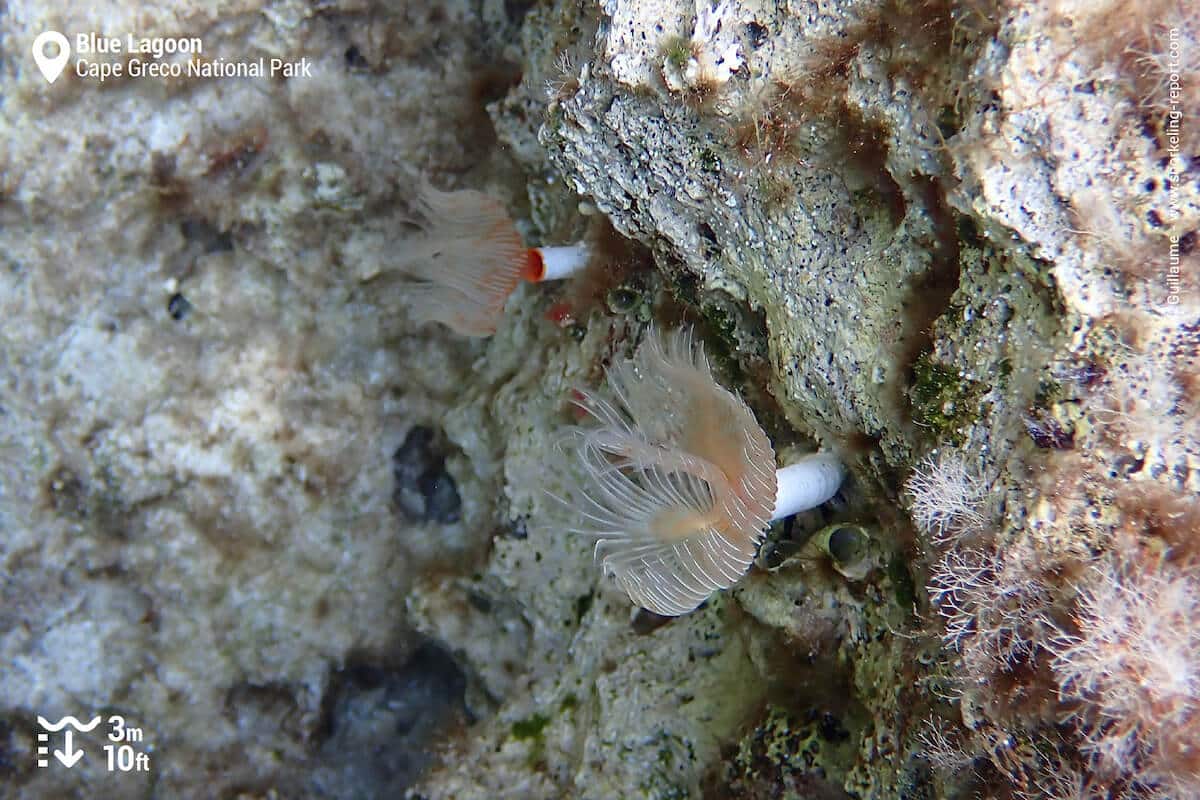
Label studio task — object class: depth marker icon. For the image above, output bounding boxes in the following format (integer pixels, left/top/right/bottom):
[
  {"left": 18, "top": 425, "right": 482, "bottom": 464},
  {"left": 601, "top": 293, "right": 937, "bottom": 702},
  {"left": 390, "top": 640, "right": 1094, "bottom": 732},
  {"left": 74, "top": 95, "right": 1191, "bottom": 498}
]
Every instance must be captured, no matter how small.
[{"left": 36, "top": 715, "right": 100, "bottom": 769}]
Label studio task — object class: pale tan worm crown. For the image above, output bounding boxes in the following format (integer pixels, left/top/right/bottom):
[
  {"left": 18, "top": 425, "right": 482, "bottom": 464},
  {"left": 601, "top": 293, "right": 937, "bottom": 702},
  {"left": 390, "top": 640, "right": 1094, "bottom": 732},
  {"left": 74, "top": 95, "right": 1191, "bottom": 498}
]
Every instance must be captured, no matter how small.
[{"left": 558, "top": 326, "right": 778, "bottom": 616}]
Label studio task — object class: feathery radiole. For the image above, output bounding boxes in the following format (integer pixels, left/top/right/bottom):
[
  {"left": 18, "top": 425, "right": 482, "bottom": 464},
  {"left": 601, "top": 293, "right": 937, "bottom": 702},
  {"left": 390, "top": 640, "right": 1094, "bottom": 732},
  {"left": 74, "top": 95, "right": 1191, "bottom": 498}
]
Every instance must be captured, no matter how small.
[
  {"left": 390, "top": 181, "right": 589, "bottom": 336},
  {"left": 557, "top": 326, "right": 845, "bottom": 616}
]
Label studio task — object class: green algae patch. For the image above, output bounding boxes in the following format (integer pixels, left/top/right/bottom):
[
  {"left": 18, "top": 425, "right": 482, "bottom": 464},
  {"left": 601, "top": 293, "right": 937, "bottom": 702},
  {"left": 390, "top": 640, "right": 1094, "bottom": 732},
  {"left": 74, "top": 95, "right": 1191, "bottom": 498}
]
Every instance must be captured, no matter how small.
[
  {"left": 886, "top": 553, "right": 917, "bottom": 613},
  {"left": 511, "top": 713, "right": 551, "bottom": 740},
  {"left": 909, "top": 353, "right": 983, "bottom": 442},
  {"left": 660, "top": 35, "right": 691, "bottom": 71}
]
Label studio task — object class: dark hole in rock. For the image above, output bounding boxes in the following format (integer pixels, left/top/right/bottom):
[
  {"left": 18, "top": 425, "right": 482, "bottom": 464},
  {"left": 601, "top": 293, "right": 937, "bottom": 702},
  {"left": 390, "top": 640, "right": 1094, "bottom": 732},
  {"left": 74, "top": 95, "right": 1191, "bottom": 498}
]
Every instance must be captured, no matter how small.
[
  {"left": 392, "top": 426, "right": 461, "bottom": 525},
  {"left": 167, "top": 293, "right": 191, "bottom": 321},
  {"left": 697, "top": 222, "right": 720, "bottom": 258},
  {"left": 418, "top": 468, "right": 462, "bottom": 524},
  {"left": 311, "top": 642, "right": 469, "bottom": 797},
  {"left": 745, "top": 20, "right": 769, "bottom": 48},
  {"left": 394, "top": 427, "right": 435, "bottom": 481},
  {"left": 344, "top": 45, "right": 370, "bottom": 71}
]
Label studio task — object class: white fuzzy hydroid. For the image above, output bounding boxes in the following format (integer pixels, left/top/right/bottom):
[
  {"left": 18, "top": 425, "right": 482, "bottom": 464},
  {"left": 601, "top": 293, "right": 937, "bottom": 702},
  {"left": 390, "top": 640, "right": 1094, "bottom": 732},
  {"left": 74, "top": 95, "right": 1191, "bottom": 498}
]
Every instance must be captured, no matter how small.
[{"left": 560, "top": 327, "right": 777, "bottom": 616}]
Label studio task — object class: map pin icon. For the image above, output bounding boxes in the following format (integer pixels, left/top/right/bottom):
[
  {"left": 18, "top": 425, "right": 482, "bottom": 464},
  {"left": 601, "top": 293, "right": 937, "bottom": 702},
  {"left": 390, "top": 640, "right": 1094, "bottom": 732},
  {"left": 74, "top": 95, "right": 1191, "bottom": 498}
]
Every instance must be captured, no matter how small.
[{"left": 32, "top": 31, "right": 70, "bottom": 84}]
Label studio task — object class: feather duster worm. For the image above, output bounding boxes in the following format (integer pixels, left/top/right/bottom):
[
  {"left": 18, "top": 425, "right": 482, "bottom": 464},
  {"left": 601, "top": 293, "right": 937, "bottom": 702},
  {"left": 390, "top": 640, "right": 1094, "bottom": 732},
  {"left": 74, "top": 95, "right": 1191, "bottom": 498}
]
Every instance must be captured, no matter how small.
[
  {"left": 559, "top": 326, "right": 844, "bottom": 616},
  {"left": 392, "top": 181, "right": 589, "bottom": 336}
]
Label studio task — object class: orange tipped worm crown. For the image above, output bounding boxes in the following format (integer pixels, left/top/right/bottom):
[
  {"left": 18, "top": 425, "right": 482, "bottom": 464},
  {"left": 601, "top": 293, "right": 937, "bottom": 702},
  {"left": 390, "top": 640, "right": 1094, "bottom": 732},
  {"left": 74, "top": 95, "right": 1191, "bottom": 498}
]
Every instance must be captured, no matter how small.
[
  {"left": 391, "top": 182, "right": 590, "bottom": 337},
  {"left": 392, "top": 181, "right": 539, "bottom": 336}
]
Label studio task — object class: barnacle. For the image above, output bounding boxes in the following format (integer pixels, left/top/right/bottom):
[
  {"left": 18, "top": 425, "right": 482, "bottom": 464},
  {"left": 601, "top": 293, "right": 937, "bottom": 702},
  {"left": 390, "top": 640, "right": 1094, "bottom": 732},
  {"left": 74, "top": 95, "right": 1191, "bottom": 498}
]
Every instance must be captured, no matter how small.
[
  {"left": 390, "top": 181, "right": 589, "bottom": 337},
  {"left": 558, "top": 326, "right": 844, "bottom": 616}
]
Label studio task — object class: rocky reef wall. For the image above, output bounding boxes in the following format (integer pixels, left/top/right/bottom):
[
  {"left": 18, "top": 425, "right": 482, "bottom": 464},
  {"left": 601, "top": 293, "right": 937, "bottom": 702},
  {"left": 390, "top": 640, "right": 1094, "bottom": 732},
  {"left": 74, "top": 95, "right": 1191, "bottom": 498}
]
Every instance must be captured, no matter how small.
[{"left": 0, "top": 0, "right": 1195, "bottom": 798}]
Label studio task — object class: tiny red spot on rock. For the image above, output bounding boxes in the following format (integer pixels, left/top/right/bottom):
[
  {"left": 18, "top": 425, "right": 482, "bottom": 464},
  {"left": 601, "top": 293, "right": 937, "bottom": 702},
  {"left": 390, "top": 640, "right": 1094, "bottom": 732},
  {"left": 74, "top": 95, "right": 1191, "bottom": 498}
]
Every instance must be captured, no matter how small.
[{"left": 545, "top": 301, "right": 575, "bottom": 326}]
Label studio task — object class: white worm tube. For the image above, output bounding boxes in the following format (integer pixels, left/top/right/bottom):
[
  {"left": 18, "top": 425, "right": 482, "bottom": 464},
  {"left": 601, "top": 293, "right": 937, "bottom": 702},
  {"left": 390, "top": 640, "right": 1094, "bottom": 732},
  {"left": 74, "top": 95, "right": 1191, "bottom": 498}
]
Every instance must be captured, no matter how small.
[
  {"left": 535, "top": 243, "right": 590, "bottom": 281},
  {"left": 771, "top": 452, "right": 845, "bottom": 520}
]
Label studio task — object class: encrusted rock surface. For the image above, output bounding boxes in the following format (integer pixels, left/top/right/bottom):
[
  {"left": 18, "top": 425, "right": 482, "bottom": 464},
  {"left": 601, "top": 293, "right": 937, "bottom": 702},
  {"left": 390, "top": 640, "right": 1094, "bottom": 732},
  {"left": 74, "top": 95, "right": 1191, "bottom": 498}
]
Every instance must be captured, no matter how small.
[{"left": 426, "top": 0, "right": 1198, "bottom": 796}]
